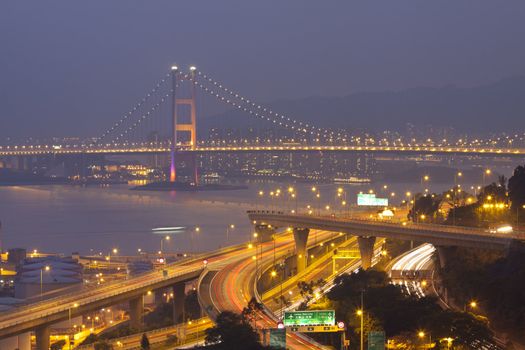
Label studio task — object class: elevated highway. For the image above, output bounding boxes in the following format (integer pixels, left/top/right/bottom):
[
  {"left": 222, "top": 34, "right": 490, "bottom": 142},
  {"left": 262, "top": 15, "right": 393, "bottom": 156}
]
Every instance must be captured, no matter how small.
[
  {"left": 0, "top": 243, "right": 255, "bottom": 349},
  {"left": 248, "top": 211, "right": 524, "bottom": 269},
  {"left": 199, "top": 229, "right": 338, "bottom": 349}
]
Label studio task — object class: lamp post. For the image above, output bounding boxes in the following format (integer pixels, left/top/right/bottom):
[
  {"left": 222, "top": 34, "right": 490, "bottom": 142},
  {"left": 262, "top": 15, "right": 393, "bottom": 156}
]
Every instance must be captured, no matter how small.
[
  {"left": 418, "top": 331, "right": 431, "bottom": 349},
  {"left": 482, "top": 169, "right": 491, "bottom": 187},
  {"left": 68, "top": 303, "right": 79, "bottom": 350},
  {"left": 257, "top": 190, "right": 264, "bottom": 210},
  {"left": 421, "top": 175, "right": 430, "bottom": 194},
  {"left": 287, "top": 187, "right": 294, "bottom": 212},
  {"left": 357, "top": 291, "right": 364, "bottom": 350},
  {"left": 453, "top": 172, "right": 462, "bottom": 226},
  {"left": 40, "top": 265, "right": 50, "bottom": 299},
  {"left": 160, "top": 235, "right": 170, "bottom": 254},
  {"left": 226, "top": 224, "right": 235, "bottom": 245},
  {"left": 192, "top": 227, "right": 200, "bottom": 252},
  {"left": 108, "top": 248, "right": 118, "bottom": 264}
]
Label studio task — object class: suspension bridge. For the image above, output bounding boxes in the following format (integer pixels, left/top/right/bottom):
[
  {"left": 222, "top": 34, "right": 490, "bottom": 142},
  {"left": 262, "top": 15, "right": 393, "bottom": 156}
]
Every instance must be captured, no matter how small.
[{"left": 1, "top": 66, "right": 525, "bottom": 179}]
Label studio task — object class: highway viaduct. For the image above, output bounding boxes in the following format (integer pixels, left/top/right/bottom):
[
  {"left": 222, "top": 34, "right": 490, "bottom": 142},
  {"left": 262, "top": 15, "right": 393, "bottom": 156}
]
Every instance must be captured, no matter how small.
[
  {"left": 248, "top": 211, "right": 524, "bottom": 270},
  {"left": 2, "top": 212, "right": 523, "bottom": 349},
  {"left": 0, "top": 263, "right": 203, "bottom": 349}
]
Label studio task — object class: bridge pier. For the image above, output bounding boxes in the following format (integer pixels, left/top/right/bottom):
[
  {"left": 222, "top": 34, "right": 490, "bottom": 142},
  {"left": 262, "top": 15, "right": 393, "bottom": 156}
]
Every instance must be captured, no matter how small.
[
  {"left": 129, "top": 296, "right": 143, "bottom": 329},
  {"left": 255, "top": 224, "right": 276, "bottom": 243},
  {"left": 357, "top": 236, "right": 376, "bottom": 270},
  {"left": 155, "top": 289, "right": 166, "bottom": 305},
  {"left": 293, "top": 228, "right": 310, "bottom": 273},
  {"left": 172, "top": 282, "right": 185, "bottom": 324},
  {"left": 35, "top": 324, "right": 50, "bottom": 350},
  {"left": 435, "top": 246, "right": 453, "bottom": 269}
]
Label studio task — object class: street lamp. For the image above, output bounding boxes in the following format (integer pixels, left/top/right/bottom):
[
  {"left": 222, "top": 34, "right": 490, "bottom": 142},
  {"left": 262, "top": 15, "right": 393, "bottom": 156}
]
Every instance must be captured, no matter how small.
[
  {"left": 357, "top": 291, "right": 364, "bottom": 350},
  {"left": 258, "top": 190, "right": 264, "bottom": 210},
  {"left": 453, "top": 172, "right": 463, "bottom": 225},
  {"left": 108, "top": 248, "right": 118, "bottom": 264},
  {"left": 418, "top": 330, "right": 432, "bottom": 349},
  {"left": 192, "top": 227, "right": 200, "bottom": 252},
  {"left": 421, "top": 175, "right": 430, "bottom": 194},
  {"left": 160, "top": 235, "right": 170, "bottom": 254},
  {"left": 483, "top": 169, "right": 491, "bottom": 187},
  {"left": 465, "top": 299, "right": 477, "bottom": 312},
  {"left": 40, "top": 265, "right": 50, "bottom": 299},
  {"left": 226, "top": 224, "right": 235, "bottom": 244},
  {"left": 356, "top": 309, "right": 364, "bottom": 350}
]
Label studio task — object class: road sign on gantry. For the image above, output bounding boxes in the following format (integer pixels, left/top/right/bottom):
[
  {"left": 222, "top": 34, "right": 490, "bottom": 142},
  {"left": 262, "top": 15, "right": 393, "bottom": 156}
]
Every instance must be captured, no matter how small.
[
  {"left": 283, "top": 310, "right": 335, "bottom": 326},
  {"left": 288, "top": 325, "right": 345, "bottom": 333}
]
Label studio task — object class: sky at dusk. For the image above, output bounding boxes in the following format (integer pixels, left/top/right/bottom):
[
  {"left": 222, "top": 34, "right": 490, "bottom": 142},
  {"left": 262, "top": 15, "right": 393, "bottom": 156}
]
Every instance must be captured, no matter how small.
[{"left": 1, "top": 1, "right": 525, "bottom": 139}]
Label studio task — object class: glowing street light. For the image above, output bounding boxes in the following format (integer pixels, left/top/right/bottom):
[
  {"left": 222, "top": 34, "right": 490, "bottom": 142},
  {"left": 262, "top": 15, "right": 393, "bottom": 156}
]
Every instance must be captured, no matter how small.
[
  {"left": 226, "top": 224, "right": 235, "bottom": 244},
  {"left": 160, "top": 235, "right": 170, "bottom": 253},
  {"left": 418, "top": 330, "right": 432, "bottom": 348},
  {"left": 40, "top": 265, "right": 51, "bottom": 299},
  {"left": 356, "top": 308, "right": 364, "bottom": 350}
]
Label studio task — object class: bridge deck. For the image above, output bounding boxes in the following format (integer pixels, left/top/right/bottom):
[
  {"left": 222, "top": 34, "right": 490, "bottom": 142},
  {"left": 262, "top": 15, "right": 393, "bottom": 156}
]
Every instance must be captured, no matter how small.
[{"left": 248, "top": 211, "right": 523, "bottom": 250}]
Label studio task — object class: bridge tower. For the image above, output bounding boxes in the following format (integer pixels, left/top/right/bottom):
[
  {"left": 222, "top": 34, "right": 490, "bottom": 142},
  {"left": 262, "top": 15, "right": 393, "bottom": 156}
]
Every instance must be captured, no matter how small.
[{"left": 170, "top": 65, "right": 198, "bottom": 184}]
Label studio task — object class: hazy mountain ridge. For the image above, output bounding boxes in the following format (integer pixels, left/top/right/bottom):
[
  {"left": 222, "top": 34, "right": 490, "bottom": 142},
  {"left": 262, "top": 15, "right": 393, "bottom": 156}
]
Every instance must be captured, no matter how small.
[{"left": 201, "top": 76, "right": 525, "bottom": 134}]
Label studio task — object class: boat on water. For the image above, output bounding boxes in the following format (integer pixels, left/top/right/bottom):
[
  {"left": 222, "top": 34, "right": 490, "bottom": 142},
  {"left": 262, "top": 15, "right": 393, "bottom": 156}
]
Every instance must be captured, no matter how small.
[{"left": 333, "top": 176, "right": 371, "bottom": 184}]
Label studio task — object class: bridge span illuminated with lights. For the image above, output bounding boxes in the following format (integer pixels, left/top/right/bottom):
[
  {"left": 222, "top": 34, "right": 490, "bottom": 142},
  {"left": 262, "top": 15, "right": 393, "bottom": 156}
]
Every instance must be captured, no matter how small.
[
  {"left": 3, "top": 66, "right": 524, "bottom": 162},
  {"left": 1, "top": 144, "right": 525, "bottom": 157}
]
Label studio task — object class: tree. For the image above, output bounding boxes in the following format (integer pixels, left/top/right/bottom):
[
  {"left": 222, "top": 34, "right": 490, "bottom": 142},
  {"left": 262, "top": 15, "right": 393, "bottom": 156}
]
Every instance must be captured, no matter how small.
[
  {"left": 242, "top": 297, "right": 263, "bottom": 328},
  {"left": 94, "top": 341, "right": 113, "bottom": 350},
  {"left": 185, "top": 290, "right": 202, "bottom": 320},
  {"left": 205, "top": 311, "right": 262, "bottom": 349},
  {"left": 478, "top": 178, "right": 507, "bottom": 204},
  {"left": 508, "top": 165, "right": 525, "bottom": 210},
  {"left": 140, "top": 333, "right": 150, "bottom": 350},
  {"left": 408, "top": 194, "right": 441, "bottom": 222}
]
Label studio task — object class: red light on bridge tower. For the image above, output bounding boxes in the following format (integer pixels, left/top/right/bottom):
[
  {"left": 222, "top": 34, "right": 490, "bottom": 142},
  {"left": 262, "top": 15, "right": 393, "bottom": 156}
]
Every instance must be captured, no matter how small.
[{"left": 170, "top": 65, "right": 199, "bottom": 185}]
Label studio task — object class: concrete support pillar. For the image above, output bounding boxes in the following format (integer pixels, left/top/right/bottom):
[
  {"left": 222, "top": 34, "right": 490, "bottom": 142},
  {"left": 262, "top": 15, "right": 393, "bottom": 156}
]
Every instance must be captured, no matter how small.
[
  {"left": 435, "top": 246, "right": 453, "bottom": 269},
  {"left": 129, "top": 296, "right": 143, "bottom": 329},
  {"left": 155, "top": 289, "right": 165, "bottom": 305},
  {"left": 172, "top": 282, "right": 185, "bottom": 324},
  {"left": 35, "top": 325, "right": 50, "bottom": 350},
  {"left": 357, "top": 236, "right": 376, "bottom": 270},
  {"left": 293, "top": 228, "right": 309, "bottom": 273},
  {"left": 255, "top": 224, "right": 276, "bottom": 243}
]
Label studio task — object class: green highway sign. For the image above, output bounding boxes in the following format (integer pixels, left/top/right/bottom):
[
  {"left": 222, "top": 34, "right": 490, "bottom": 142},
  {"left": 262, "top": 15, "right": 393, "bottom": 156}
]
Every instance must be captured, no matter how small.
[
  {"left": 283, "top": 310, "right": 335, "bottom": 326},
  {"left": 357, "top": 193, "right": 388, "bottom": 207},
  {"left": 288, "top": 325, "right": 344, "bottom": 333}
]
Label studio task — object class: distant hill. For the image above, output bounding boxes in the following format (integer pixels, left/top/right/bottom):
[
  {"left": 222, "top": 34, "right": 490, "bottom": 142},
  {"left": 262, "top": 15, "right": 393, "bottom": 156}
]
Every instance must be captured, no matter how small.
[{"left": 200, "top": 76, "right": 525, "bottom": 134}]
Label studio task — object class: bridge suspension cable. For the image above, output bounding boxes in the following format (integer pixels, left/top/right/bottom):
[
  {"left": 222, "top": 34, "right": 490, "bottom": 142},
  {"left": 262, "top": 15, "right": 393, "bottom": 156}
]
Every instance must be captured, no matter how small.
[
  {"left": 102, "top": 72, "right": 192, "bottom": 145},
  {"left": 111, "top": 93, "right": 170, "bottom": 143},
  {"left": 96, "top": 74, "right": 170, "bottom": 144},
  {"left": 194, "top": 70, "right": 349, "bottom": 141}
]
